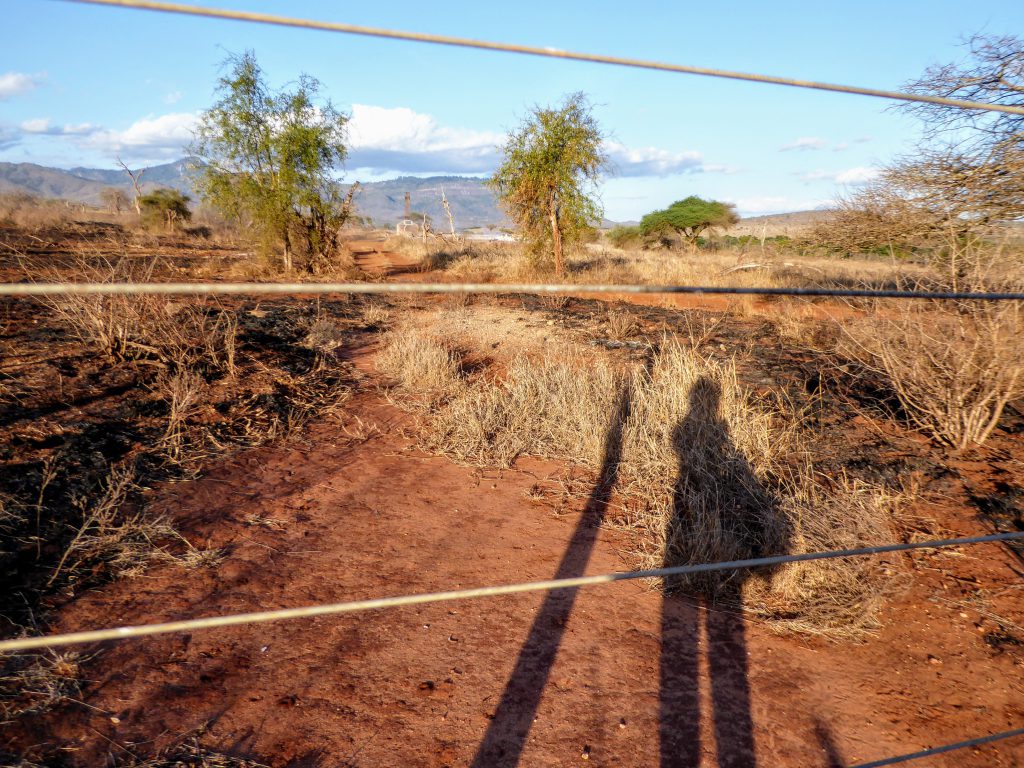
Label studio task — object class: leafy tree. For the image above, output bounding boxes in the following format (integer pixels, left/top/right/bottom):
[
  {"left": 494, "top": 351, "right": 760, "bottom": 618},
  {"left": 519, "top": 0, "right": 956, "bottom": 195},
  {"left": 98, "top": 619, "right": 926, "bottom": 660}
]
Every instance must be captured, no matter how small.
[
  {"left": 607, "top": 224, "right": 642, "bottom": 249},
  {"left": 139, "top": 188, "right": 191, "bottom": 231},
  {"left": 190, "top": 51, "right": 351, "bottom": 272},
  {"left": 639, "top": 196, "right": 739, "bottom": 248},
  {"left": 491, "top": 92, "right": 608, "bottom": 276}
]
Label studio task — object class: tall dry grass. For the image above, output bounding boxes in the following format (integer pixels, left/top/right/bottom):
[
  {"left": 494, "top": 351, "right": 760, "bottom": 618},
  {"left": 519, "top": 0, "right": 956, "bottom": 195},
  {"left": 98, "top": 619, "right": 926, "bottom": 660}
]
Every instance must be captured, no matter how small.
[
  {"left": 379, "top": 326, "right": 901, "bottom": 636},
  {"left": 421, "top": 238, "right": 925, "bottom": 293}
]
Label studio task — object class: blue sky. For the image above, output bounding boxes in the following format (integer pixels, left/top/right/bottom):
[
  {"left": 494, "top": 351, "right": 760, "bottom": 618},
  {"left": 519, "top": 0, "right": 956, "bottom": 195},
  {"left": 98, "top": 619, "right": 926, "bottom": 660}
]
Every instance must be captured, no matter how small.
[{"left": 2, "top": 0, "right": 1022, "bottom": 219}]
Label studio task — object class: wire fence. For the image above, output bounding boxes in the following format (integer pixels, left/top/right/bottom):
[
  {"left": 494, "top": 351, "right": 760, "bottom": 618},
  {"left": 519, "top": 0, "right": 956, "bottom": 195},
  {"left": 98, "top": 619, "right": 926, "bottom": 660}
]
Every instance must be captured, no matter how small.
[
  {"left": 3, "top": 532, "right": 1022, "bottom": 652},
  {"left": 7, "top": 2, "right": 1024, "bottom": 765},
  {"left": 3, "top": 281, "right": 1024, "bottom": 300},
  {"left": 60, "top": 0, "right": 1024, "bottom": 116}
]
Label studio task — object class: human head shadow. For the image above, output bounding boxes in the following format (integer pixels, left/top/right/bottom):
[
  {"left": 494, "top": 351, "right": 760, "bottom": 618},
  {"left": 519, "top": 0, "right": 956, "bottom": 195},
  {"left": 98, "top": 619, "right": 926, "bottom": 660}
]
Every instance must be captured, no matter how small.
[{"left": 659, "top": 376, "right": 793, "bottom": 768}]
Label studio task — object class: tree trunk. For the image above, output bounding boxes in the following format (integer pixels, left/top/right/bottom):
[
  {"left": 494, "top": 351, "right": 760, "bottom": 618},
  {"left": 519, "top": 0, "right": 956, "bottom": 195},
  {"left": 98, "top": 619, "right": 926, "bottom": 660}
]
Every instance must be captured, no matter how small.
[
  {"left": 282, "top": 230, "right": 293, "bottom": 272},
  {"left": 549, "top": 193, "right": 564, "bottom": 277}
]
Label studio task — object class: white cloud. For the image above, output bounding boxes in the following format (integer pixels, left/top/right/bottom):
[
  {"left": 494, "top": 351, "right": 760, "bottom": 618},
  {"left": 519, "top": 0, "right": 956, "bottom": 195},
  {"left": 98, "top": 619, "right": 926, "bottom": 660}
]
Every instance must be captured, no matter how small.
[
  {"left": 797, "top": 166, "right": 881, "bottom": 185},
  {"left": 347, "top": 104, "right": 503, "bottom": 174},
  {"left": 0, "top": 72, "right": 44, "bottom": 100},
  {"left": 835, "top": 166, "right": 880, "bottom": 184},
  {"left": 20, "top": 118, "right": 51, "bottom": 133},
  {"left": 5, "top": 102, "right": 720, "bottom": 180},
  {"left": 833, "top": 141, "right": 849, "bottom": 152},
  {"left": 164, "top": 90, "right": 183, "bottom": 105},
  {"left": 604, "top": 141, "right": 705, "bottom": 177},
  {"left": 83, "top": 112, "right": 199, "bottom": 162},
  {"left": 62, "top": 122, "right": 97, "bottom": 135},
  {"left": 346, "top": 104, "right": 717, "bottom": 178},
  {"left": 780, "top": 136, "right": 827, "bottom": 152},
  {"left": 797, "top": 169, "right": 836, "bottom": 182}
]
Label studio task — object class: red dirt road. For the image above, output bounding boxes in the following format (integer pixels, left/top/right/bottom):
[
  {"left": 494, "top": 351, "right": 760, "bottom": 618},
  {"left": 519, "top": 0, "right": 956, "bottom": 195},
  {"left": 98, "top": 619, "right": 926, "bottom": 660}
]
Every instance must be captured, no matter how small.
[{"left": 31, "top": 388, "right": 1024, "bottom": 767}]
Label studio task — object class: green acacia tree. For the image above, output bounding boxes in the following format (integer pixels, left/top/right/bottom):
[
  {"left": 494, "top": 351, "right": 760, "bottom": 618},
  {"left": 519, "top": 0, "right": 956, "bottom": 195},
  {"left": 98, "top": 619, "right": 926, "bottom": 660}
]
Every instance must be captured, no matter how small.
[
  {"left": 139, "top": 188, "right": 192, "bottom": 231},
  {"left": 639, "top": 196, "right": 739, "bottom": 249},
  {"left": 190, "top": 51, "right": 350, "bottom": 272},
  {"left": 491, "top": 92, "right": 608, "bottom": 276}
]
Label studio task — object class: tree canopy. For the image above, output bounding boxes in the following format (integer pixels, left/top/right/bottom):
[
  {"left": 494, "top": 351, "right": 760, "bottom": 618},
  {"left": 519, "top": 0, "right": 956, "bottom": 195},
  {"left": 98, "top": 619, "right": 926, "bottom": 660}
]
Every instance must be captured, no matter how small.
[
  {"left": 821, "top": 34, "right": 1024, "bottom": 280},
  {"left": 490, "top": 92, "right": 608, "bottom": 276},
  {"left": 139, "top": 189, "right": 191, "bottom": 231},
  {"left": 639, "top": 196, "right": 739, "bottom": 247},
  {"left": 190, "top": 51, "right": 351, "bottom": 272}
]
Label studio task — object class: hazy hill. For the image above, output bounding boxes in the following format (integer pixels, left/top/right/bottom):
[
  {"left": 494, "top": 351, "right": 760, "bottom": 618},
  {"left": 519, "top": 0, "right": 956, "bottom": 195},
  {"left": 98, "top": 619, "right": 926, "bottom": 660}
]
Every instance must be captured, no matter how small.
[
  {"left": 723, "top": 210, "right": 833, "bottom": 238},
  {"left": 0, "top": 160, "right": 197, "bottom": 205},
  {"left": 0, "top": 161, "right": 509, "bottom": 229},
  {"left": 342, "top": 176, "right": 507, "bottom": 229}
]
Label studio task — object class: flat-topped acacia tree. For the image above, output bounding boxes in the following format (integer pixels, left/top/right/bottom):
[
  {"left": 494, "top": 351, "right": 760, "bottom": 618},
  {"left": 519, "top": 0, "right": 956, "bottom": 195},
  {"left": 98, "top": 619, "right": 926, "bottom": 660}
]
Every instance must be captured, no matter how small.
[
  {"left": 639, "top": 196, "right": 739, "bottom": 249},
  {"left": 491, "top": 92, "right": 608, "bottom": 277}
]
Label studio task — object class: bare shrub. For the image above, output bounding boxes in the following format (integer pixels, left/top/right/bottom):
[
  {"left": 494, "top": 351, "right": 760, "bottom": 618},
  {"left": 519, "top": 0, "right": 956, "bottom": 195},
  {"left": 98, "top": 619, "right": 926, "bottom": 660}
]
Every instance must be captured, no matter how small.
[
  {"left": 538, "top": 294, "right": 570, "bottom": 311},
  {"left": 41, "top": 260, "right": 238, "bottom": 373},
  {"left": 840, "top": 303, "right": 1024, "bottom": 449},
  {"left": 605, "top": 307, "right": 639, "bottom": 340},
  {"left": 49, "top": 465, "right": 175, "bottom": 585},
  {"left": 156, "top": 369, "right": 205, "bottom": 462}
]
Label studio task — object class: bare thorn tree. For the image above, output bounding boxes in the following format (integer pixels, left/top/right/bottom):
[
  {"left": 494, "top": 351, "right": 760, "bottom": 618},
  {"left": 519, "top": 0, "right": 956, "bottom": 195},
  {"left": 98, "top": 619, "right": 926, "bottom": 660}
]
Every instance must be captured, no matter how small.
[{"left": 117, "top": 157, "right": 145, "bottom": 216}]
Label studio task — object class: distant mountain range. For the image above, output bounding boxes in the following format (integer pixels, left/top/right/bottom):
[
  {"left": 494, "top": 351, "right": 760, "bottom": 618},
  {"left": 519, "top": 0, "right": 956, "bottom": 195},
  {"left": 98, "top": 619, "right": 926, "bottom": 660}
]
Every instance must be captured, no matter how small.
[{"left": 0, "top": 160, "right": 510, "bottom": 229}]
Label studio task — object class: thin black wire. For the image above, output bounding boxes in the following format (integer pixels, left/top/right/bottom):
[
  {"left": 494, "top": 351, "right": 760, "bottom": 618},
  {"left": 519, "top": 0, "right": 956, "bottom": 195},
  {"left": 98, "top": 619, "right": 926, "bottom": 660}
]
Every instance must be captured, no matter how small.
[
  {"left": 3, "top": 282, "right": 1024, "bottom": 300},
  {"left": 852, "top": 727, "right": 1024, "bottom": 767}
]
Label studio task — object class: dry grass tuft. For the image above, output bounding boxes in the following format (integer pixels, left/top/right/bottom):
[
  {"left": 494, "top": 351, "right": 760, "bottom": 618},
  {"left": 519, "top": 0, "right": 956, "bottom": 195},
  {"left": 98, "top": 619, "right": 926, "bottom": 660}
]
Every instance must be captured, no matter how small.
[
  {"left": 425, "top": 351, "right": 620, "bottom": 468},
  {"left": 0, "top": 649, "right": 84, "bottom": 723},
  {"left": 381, "top": 328, "right": 902, "bottom": 637},
  {"left": 376, "top": 327, "right": 464, "bottom": 397}
]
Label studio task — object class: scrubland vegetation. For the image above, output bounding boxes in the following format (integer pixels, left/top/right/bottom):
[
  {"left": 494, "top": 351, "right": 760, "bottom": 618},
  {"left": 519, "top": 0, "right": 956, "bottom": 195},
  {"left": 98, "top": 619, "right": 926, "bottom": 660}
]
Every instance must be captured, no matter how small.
[{"left": 2, "top": 34, "right": 1023, "bottom": 768}]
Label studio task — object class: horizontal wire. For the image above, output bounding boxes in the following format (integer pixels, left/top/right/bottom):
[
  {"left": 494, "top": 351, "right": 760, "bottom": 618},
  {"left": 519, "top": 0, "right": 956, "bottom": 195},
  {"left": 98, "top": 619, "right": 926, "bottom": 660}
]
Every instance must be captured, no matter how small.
[
  {"left": 852, "top": 727, "right": 1024, "bottom": 767},
  {"left": 4, "top": 281, "right": 1024, "bottom": 301},
  {"left": 2, "top": 531, "right": 1021, "bottom": 653},
  {"left": 57, "top": 0, "right": 1024, "bottom": 116}
]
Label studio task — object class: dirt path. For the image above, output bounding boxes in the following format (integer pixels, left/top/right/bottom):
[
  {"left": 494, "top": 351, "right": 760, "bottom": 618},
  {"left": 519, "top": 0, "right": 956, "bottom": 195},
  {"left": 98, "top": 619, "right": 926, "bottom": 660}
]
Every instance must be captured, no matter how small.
[
  {"left": 347, "top": 237, "right": 422, "bottom": 278},
  {"left": 21, "top": 362, "right": 1024, "bottom": 766}
]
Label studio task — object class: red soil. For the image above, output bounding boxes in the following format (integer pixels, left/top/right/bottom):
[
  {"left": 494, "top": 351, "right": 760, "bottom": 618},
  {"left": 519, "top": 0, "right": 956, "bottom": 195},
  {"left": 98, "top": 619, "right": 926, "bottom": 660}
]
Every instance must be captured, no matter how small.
[
  {"left": 24, "top": 391, "right": 1023, "bottom": 767},
  {"left": 7, "top": 240, "right": 1023, "bottom": 766}
]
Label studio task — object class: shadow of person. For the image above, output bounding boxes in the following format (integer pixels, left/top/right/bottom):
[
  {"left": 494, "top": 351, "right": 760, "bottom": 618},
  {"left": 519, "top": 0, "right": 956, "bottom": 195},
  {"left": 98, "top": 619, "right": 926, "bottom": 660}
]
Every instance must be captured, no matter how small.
[
  {"left": 471, "top": 356, "right": 651, "bottom": 767},
  {"left": 660, "top": 376, "right": 792, "bottom": 768}
]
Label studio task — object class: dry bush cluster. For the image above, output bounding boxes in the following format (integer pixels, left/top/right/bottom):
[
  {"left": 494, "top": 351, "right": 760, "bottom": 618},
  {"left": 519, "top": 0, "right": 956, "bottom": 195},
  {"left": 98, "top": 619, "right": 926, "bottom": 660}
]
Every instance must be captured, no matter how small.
[
  {"left": 0, "top": 194, "right": 72, "bottom": 232},
  {"left": 3, "top": 257, "right": 352, "bottom": 641},
  {"left": 839, "top": 302, "right": 1024, "bottom": 450},
  {"left": 41, "top": 258, "right": 238, "bottom": 374},
  {"left": 379, "top": 327, "right": 901, "bottom": 636}
]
